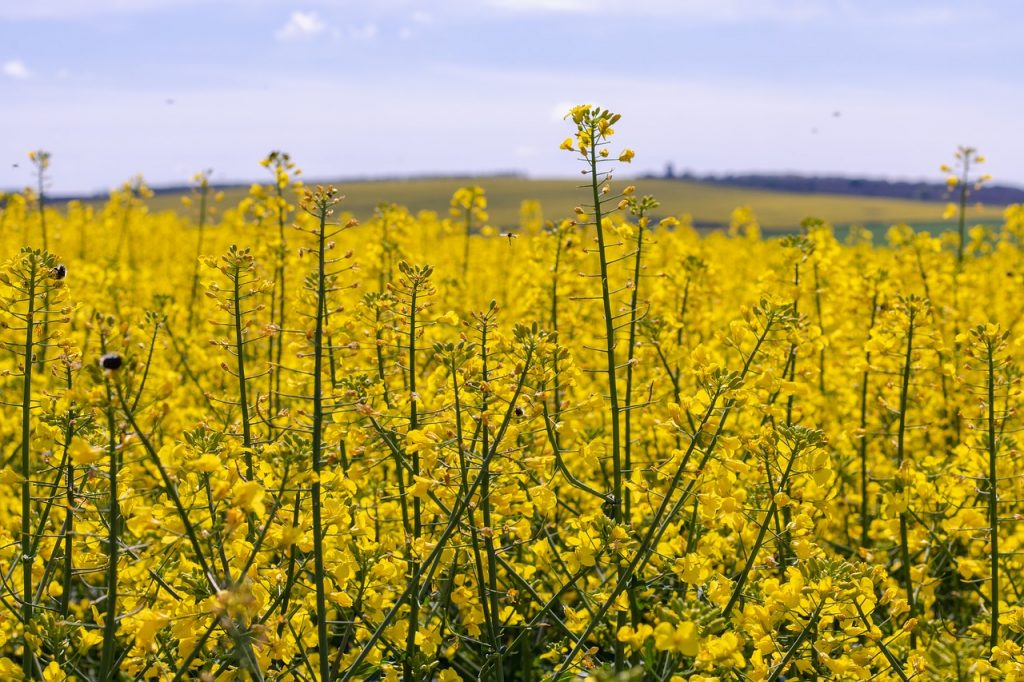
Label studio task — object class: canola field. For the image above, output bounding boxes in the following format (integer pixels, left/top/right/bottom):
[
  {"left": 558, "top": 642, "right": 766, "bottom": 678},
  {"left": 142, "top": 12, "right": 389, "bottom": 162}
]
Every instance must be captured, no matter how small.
[
  {"left": 1, "top": 107, "right": 1024, "bottom": 681},
  {"left": 137, "top": 176, "right": 1006, "bottom": 236}
]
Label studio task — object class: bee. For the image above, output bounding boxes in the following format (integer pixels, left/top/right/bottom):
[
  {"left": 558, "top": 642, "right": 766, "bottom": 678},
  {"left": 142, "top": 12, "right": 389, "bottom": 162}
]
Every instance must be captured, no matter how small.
[{"left": 99, "top": 353, "right": 123, "bottom": 371}]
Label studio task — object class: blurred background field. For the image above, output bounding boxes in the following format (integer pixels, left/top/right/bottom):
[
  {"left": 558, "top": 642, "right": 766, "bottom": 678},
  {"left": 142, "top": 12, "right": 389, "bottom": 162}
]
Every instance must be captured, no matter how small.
[{"left": 82, "top": 175, "right": 1005, "bottom": 235}]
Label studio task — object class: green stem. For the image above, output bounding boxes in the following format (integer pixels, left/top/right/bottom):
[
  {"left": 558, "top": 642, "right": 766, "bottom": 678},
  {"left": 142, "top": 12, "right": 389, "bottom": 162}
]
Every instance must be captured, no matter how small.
[
  {"left": 273, "top": 185, "right": 288, "bottom": 415},
  {"left": 623, "top": 214, "right": 644, "bottom": 522},
  {"left": 956, "top": 158, "right": 970, "bottom": 267},
  {"left": 187, "top": 180, "right": 209, "bottom": 332},
  {"left": 813, "top": 262, "right": 826, "bottom": 393},
  {"left": 478, "top": 323, "right": 505, "bottom": 682},
  {"left": 896, "top": 306, "right": 916, "bottom": 649},
  {"left": 311, "top": 203, "right": 332, "bottom": 682},
  {"left": 404, "top": 278, "right": 421, "bottom": 679},
  {"left": 60, "top": 425, "right": 74, "bottom": 617},
  {"left": 99, "top": 373, "right": 121, "bottom": 681},
  {"left": 34, "top": 172, "right": 49, "bottom": 372},
  {"left": 859, "top": 288, "right": 879, "bottom": 548},
  {"left": 231, "top": 261, "right": 255, "bottom": 480},
  {"left": 585, "top": 125, "right": 625, "bottom": 671},
  {"left": 588, "top": 125, "right": 622, "bottom": 525},
  {"left": 621, "top": 211, "right": 646, "bottom": 661},
  {"left": 20, "top": 260, "right": 36, "bottom": 680},
  {"left": 987, "top": 340, "right": 1000, "bottom": 648},
  {"left": 374, "top": 305, "right": 391, "bottom": 408},
  {"left": 462, "top": 205, "right": 472, "bottom": 280},
  {"left": 37, "top": 169, "right": 47, "bottom": 251}
]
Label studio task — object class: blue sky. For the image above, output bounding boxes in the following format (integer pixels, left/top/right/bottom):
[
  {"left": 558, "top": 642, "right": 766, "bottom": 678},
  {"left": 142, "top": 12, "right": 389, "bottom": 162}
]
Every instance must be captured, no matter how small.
[{"left": 1, "top": 0, "right": 1021, "bottom": 194}]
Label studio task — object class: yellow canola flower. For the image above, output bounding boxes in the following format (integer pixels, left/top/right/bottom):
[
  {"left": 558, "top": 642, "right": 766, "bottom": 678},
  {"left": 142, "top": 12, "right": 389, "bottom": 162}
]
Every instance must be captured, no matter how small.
[
  {"left": 232, "top": 480, "right": 266, "bottom": 516},
  {"left": 130, "top": 609, "right": 171, "bottom": 652},
  {"left": 69, "top": 438, "right": 104, "bottom": 465},
  {"left": 616, "top": 623, "right": 654, "bottom": 651},
  {"left": 42, "top": 662, "right": 65, "bottom": 682},
  {"left": 0, "top": 467, "right": 23, "bottom": 485},
  {"left": 78, "top": 629, "right": 104, "bottom": 654},
  {"left": 653, "top": 621, "right": 700, "bottom": 656},
  {"left": 186, "top": 453, "right": 222, "bottom": 473}
]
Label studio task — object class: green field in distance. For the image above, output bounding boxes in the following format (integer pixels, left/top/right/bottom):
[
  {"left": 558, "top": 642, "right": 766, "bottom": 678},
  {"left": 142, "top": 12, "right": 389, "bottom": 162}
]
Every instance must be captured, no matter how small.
[{"left": 141, "top": 176, "right": 1006, "bottom": 233}]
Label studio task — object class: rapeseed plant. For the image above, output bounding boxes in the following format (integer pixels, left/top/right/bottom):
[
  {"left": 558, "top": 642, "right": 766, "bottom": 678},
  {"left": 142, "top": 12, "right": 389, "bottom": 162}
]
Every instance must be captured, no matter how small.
[{"left": 1, "top": 111, "right": 1023, "bottom": 681}]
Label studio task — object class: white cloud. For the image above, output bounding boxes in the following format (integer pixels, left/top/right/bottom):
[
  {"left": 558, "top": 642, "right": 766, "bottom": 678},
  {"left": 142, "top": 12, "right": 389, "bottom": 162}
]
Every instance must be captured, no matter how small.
[
  {"left": 397, "top": 11, "right": 430, "bottom": 39},
  {"left": 274, "top": 11, "right": 327, "bottom": 41},
  {"left": 348, "top": 23, "right": 378, "bottom": 41},
  {"left": 3, "top": 59, "right": 30, "bottom": 79}
]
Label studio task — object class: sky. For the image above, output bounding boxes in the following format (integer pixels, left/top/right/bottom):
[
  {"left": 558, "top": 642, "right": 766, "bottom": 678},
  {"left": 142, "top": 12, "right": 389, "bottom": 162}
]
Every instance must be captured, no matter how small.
[{"left": 1, "top": 0, "right": 1022, "bottom": 195}]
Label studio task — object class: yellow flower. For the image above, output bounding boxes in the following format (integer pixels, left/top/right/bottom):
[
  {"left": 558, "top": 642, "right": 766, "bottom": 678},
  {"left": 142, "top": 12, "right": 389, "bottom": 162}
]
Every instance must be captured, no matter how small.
[
  {"left": 653, "top": 621, "right": 700, "bottom": 656},
  {"left": 567, "top": 104, "right": 591, "bottom": 124},
  {"left": 42, "top": 662, "right": 64, "bottom": 682},
  {"left": 617, "top": 623, "right": 653, "bottom": 651},
  {"left": 186, "top": 453, "right": 222, "bottom": 473},
  {"left": 232, "top": 480, "right": 266, "bottom": 516},
  {"left": 69, "top": 438, "right": 104, "bottom": 465},
  {"left": 78, "top": 629, "right": 104, "bottom": 654},
  {"left": 410, "top": 475, "right": 435, "bottom": 498},
  {"left": 131, "top": 609, "right": 171, "bottom": 651}
]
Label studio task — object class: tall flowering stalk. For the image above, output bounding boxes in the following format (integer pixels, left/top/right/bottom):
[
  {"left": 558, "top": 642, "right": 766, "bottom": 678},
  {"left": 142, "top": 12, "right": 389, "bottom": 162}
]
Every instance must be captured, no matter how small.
[
  {"left": 186, "top": 170, "right": 218, "bottom": 331},
  {"left": 449, "top": 186, "right": 487, "bottom": 280},
  {"left": 205, "top": 245, "right": 272, "bottom": 480},
  {"left": 562, "top": 105, "right": 640, "bottom": 671},
  {"left": 562, "top": 106, "right": 630, "bottom": 528},
  {"left": 962, "top": 323, "right": 1013, "bottom": 649},
  {"left": 0, "top": 248, "right": 69, "bottom": 678},
  {"left": 259, "top": 151, "right": 300, "bottom": 414},
  {"left": 293, "top": 185, "right": 358, "bottom": 681},
  {"left": 27, "top": 150, "right": 50, "bottom": 251},
  {"left": 941, "top": 146, "right": 990, "bottom": 267}
]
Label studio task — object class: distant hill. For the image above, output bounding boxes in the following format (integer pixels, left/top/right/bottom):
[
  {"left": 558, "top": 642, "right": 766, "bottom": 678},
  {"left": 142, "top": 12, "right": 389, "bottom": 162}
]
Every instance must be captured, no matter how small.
[
  {"left": 5, "top": 175, "right": 1008, "bottom": 236},
  {"left": 649, "top": 171, "right": 1024, "bottom": 205}
]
